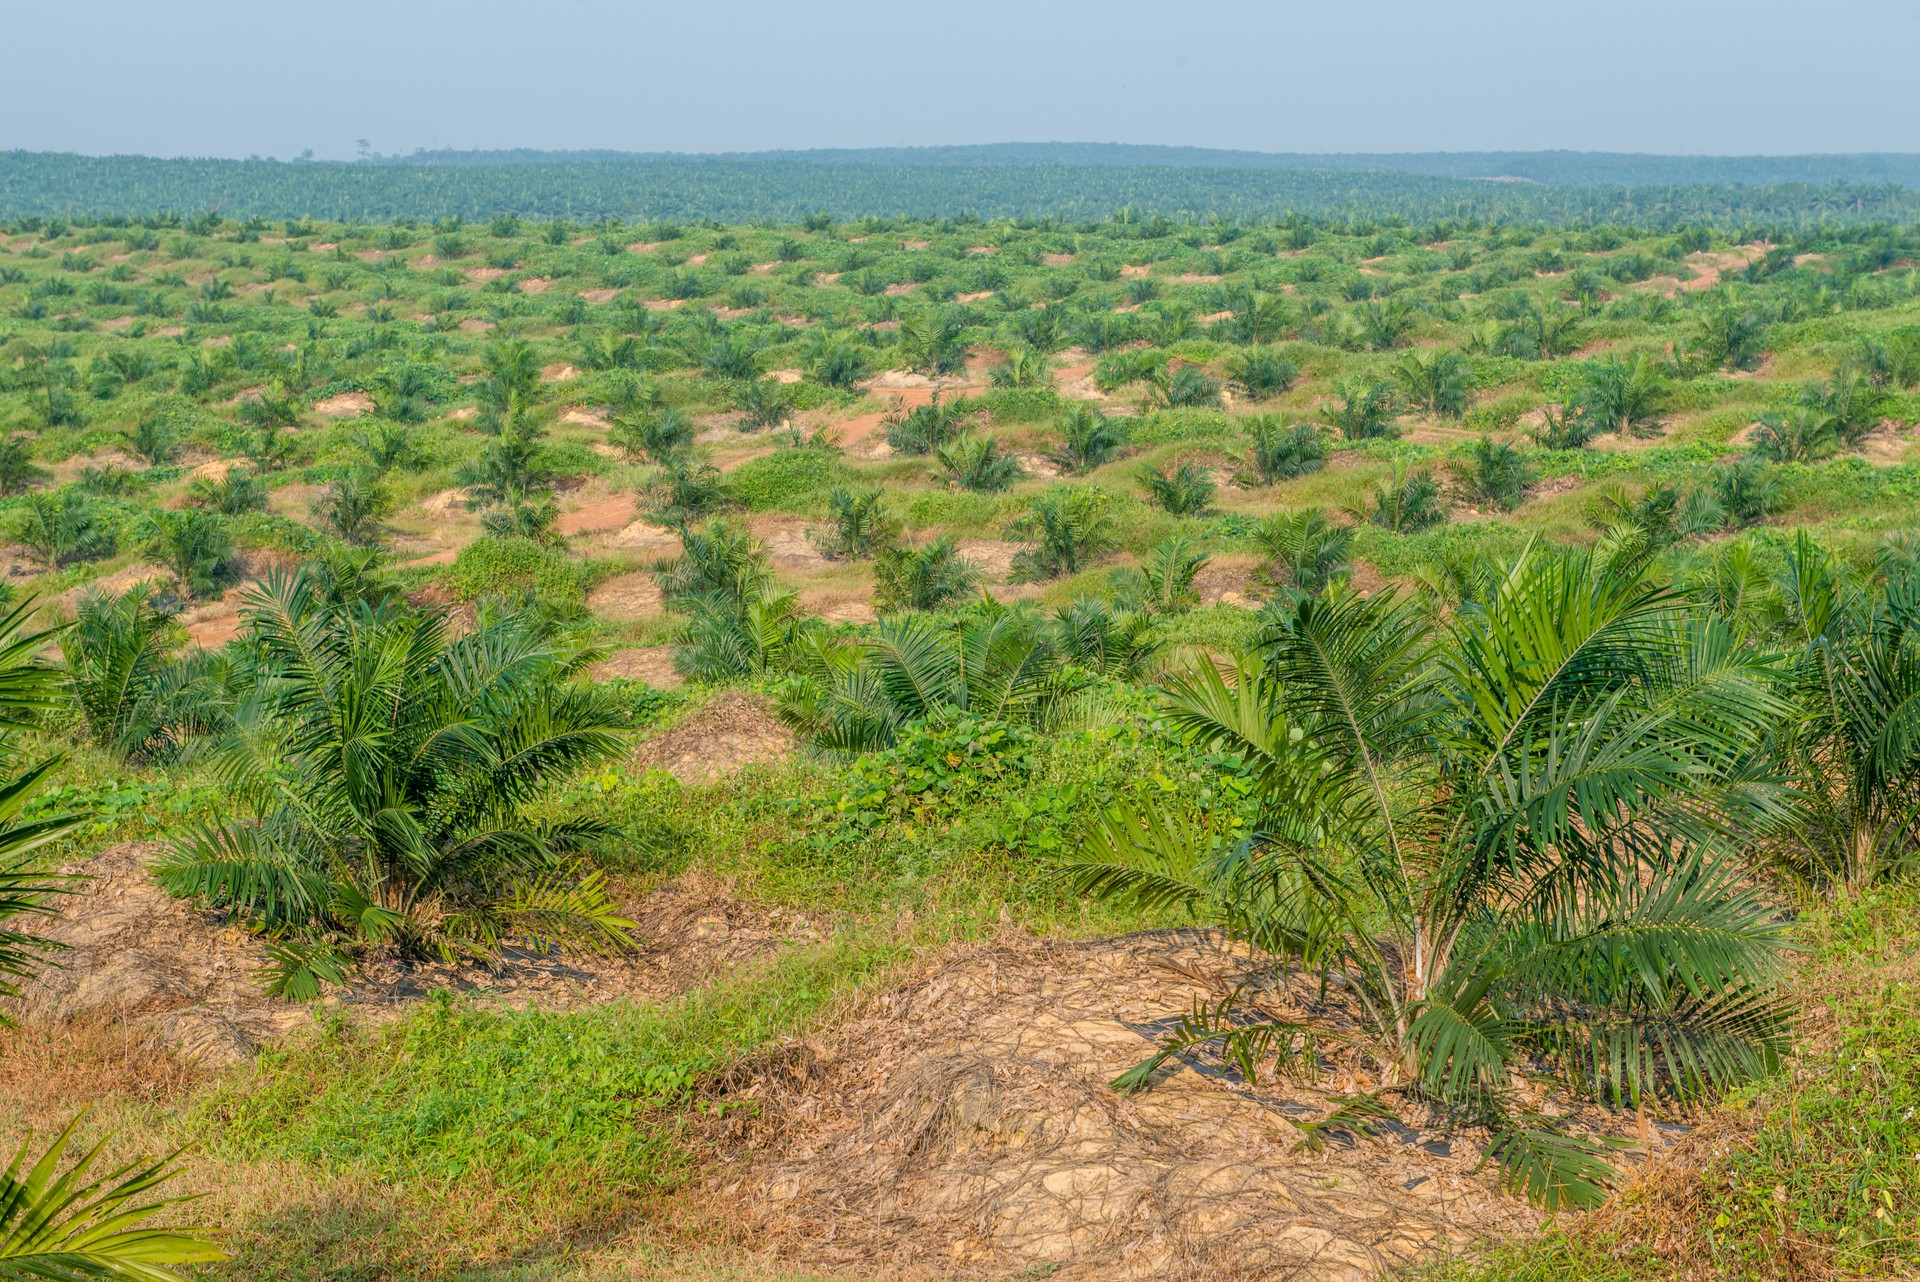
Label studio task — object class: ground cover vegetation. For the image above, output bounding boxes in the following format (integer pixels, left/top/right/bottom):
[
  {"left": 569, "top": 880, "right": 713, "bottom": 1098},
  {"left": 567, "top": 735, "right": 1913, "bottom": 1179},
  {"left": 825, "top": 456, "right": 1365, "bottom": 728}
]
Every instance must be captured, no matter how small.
[{"left": 0, "top": 203, "right": 1915, "bottom": 1279}]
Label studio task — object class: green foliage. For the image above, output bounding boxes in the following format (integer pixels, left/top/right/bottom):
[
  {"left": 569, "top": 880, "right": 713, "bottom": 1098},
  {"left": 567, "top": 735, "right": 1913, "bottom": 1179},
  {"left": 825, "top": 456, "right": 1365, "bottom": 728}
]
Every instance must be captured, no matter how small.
[
  {"left": 1070, "top": 550, "right": 1796, "bottom": 1208},
  {"left": 1009, "top": 485, "right": 1119, "bottom": 582},
  {"left": 873, "top": 535, "right": 980, "bottom": 614},
  {"left": 447, "top": 535, "right": 592, "bottom": 605},
  {"left": 154, "top": 573, "right": 633, "bottom": 983},
  {"left": 0, "top": 1113, "right": 225, "bottom": 1279}
]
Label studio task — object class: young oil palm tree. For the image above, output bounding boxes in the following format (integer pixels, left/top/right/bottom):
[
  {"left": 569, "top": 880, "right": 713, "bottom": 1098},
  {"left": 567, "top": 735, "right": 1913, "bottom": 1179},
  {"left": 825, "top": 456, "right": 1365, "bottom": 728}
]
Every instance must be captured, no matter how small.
[
  {"left": 779, "top": 607, "right": 1083, "bottom": 758},
  {"left": 1255, "top": 508, "right": 1352, "bottom": 596},
  {"left": 1112, "top": 534, "right": 1210, "bottom": 616},
  {"left": 808, "top": 487, "right": 899, "bottom": 561},
  {"left": 136, "top": 510, "right": 230, "bottom": 601},
  {"left": 0, "top": 1115, "right": 225, "bottom": 1278},
  {"left": 1139, "top": 460, "right": 1216, "bottom": 516},
  {"left": 932, "top": 432, "right": 1022, "bottom": 492},
  {"left": 1050, "top": 403, "right": 1127, "bottom": 474},
  {"left": 154, "top": 573, "right": 634, "bottom": 994},
  {"left": 1770, "top": 535, "right": 1920, "bottom": 890},
  {"left": 1009, "top": 486, "right": 1119, "bottom": 582},
  {"left": 873, "top": 536, "right": 981, "bottom": 614},
  {"left": 1243, "top": 416, "right": 1328, "bottom": 485},
  {"left": 1070, "top": 549, "right": 1794, "bottom": 1209},
  {"left": 65, "top": 584, "right": 226, "bottom": 763}
]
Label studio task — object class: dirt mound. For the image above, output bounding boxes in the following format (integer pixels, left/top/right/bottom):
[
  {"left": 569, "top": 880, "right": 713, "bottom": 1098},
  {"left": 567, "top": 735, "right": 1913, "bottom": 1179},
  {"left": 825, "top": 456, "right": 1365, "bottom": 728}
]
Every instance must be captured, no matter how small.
[
  {"left": 589, "top": 646, "right": 683, "bottom": 688},
  {"left": 587, "top": 571, "right": 666, "bottom": 621},
  {"left": 10, "top": 845, "right": 797, "bottom": 1066},
  {"left": 630, "top": 691, "right": 795, "bottom": 784},
  {"left": 312, "top": 391, "right": 375, "bottom": 418},
  {"left": 714, "top": 933, "right": 1540, "bottom": 1280}
]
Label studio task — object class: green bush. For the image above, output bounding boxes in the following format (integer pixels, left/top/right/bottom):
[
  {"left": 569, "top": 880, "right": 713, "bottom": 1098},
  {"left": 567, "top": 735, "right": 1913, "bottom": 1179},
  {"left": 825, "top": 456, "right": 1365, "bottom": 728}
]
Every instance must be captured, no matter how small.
[
  {"left": 446, "top": 535, "right": 592, "bottom": 604},
  {"left": 726, "top": 448, "right": 851, "bottom": 511}
]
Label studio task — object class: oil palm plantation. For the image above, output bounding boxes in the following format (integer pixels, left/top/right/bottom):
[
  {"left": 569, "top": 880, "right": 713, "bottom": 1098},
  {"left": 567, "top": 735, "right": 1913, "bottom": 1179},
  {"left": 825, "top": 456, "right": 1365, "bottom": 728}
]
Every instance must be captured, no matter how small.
[
  {"left": 154, "top": 573, "right": 634, "bottom": 994},
  {"left": 1070, "top": 550, "right": 1793, "bottom": 1209}
]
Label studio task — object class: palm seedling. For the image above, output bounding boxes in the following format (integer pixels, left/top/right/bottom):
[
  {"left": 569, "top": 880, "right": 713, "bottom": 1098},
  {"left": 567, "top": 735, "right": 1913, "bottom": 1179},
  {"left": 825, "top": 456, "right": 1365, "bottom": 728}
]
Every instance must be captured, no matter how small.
[
  {"left": 310, "top": 471, "right": 393, "bottom": 546},
  {"left": 1770, "top": 534, "right": 1920, "bottom": 891},
  {"left": 932, "top": 432, "right": 1023, "bottom": 492},
  {"left": 1243, "top": 416, "right": 1328, "bottom": 485},
  {"left": 1750, "top": 408, "right": 1837, "bottom": 464},
  {"left": 898, "top": 307, "right": 969, "bottom": 376},
  {"left": 1050, "top": 404, "right": 1127, "bottom": 474},
  {"left": 155, "top": 573, "right": 633, "bottom": 991},
  {"left": 1049, "top": 596, "right": 1162, "bottom": 679},
  {"left": 137, "top": 510, "right": 231, "bottom": 601},
  {"left": 657, "top": 519, "right": 773, "bottom": 617},
  {"left": 873, "top": 535, "right": 982, "bottom": 613},
  {"left": 1325, "top": 378, "right": 1399, "bottom": 440},
  {"left": 808, "top": 487, "right": 900, "bottom": 561},
  {"left": 1139, "top": 460, "right": 1216, "bottom": 517},
  {"left": 1009, "top": 486, "right": 1120, "bottom": 582},
  {"left": 1393, "top": 349, "right": 1474, "bottom": 418},
  {"left": 190, "top": 466, "right": 269, "bottom": 516},
  {"left": 10, "top": 492, "right": 113, "bottom": 569},
  {"left": 1451, "top": 436, "right": 1535, "bottom": 511},
  {"left": 885, "top": 397, "right": 968, "bottom": 456},
  {"left": 779, "top": 608, "right": 1084, "bottom": 757},
  {"left": 1574, "top": 354, "right": 1666, "bottom": 437},
  {"left": 1255, "top": 508, "right": 1353, "bottom": 596},
  {"left": 1112, "top": 534, "right": 1210, "bottom": 616},
  {"left": 1350, "top": 462, "right": 1446, "bottom": 532},
  {"left": 65, "top": 584, "right": 226, "bottom": 762},
  {"left": 1225, "top": 348, "right": 1300, "bottom": 400},
  {"left": 1070, "top": 550, "right": 1795, "bottom": 1209},
  {"left": 610, "top": 406, "right": 694, "bottom": 465}
]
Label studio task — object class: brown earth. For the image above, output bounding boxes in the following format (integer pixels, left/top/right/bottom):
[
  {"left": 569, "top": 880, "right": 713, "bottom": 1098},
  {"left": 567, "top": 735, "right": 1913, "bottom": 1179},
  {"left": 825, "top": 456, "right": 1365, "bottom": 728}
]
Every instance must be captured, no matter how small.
[
  {"left": 709, "top": 931, "right": 1545, "bottom": 1281},
  {"left": 629, "top": 690, "right": 795, "bottom": 784},
  {"left": 7, "top": 846, "right": 801, "bottom": 1066},
  {"left": 587, "top": 571, "right": 666, "bottom": 622},
  {"left": 588, "top": 646, "right": 683, "bottom": 688}
]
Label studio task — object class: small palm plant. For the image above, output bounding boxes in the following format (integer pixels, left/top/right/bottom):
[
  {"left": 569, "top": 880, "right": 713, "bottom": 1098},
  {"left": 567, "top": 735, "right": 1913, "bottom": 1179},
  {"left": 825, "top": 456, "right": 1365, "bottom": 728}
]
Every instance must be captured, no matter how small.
[
  {"left": 873, "top": 536, "right": 981, "bottom": 613},
  {"left": 808, "top": 487, "right": 900, "bottom": 561},
  {"left": 1451, "top": 436, "right": 1535, "bottom": 511},
  {"left": 65, "top": 585, "right": 226, "bottom": 763},
  {"left": 1243, "top": 416, "right": 1328, "bottom": 485},
  {"left": 1139, "top": 460, "right": 1216, "bottom": 516},
  {"left": 1050, "top": 403, "right": 1127, "bottom": 474},
  {"left": 154, "top": 573, "right": 634, "bottom": 993},
  {"left": 1255, "top": 508, "right": 1352, "bottom": 596},
  {"left": 1009, "top": 486, "right": 1119, "bottom": 583},
  {"left": 1325, "top": 378, "right": 1399, "bottom": 440},
  {"left": 0, "top": 1114, "right": 225, "bottom": 1278},
  {"left": 1070, "top": 550, "right": 1795, "bottom": 1209},
  {"left": 932, "top": 432, "right": 1022, "bottom": 492},
  {"left": 136, "top": 510, "right": 230, "bottom": 601},
  {"left": 1769, "top": 535, "right": 1920, "bottom": 891},
  {"left": 1112, "top": 534, "right": 1210, "bottom": 615},
  {"left": 1350, "top": 462, "right": 1446, "bottom": 532}
]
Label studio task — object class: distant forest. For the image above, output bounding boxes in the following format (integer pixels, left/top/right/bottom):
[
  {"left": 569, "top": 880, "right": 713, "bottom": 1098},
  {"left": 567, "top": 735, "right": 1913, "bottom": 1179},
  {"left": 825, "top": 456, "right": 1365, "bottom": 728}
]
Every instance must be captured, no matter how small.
[{"left": 4, "top": 145, "right": 1918, "bottom": 227}]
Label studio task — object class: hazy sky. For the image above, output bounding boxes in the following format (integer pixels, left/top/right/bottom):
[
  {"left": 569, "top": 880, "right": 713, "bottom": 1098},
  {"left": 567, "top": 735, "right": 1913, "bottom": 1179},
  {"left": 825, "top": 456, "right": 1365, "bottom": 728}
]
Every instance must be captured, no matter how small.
[{"left": 8, "top": 0, "right": 1919, "bottom": 159}]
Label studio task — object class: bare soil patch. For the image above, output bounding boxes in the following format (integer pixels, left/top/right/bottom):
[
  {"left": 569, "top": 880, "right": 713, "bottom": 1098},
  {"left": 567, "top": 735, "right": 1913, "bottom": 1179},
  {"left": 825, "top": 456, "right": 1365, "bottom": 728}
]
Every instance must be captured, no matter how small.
[
  {"left": 7, "top": 845, "right": 797, "bottom": 1067},
  {"left": 588, "top": 646, "right": 683, "bottom": 688},
  {"left": 313, "top": 391, "right": 374, "bottom": 418},
  {"left": 587, "top": 571, "right": 666, "bottom": 622},
  {"left": 557, "top": 493, "right": 639, "bottom": 537},
  {"left": 711, "top": 932, "right": 1541, "bottom": 1281},
  {"left": 630, "top": 690, "right": 795, "bottom": 784}
]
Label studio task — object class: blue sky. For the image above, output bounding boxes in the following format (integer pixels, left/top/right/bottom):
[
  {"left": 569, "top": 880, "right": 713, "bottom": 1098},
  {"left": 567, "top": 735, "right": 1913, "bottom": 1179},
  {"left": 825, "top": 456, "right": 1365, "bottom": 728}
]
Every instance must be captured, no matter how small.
[{"left": 8, "top": 0, "right": 1918, "bottom": 159}]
